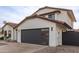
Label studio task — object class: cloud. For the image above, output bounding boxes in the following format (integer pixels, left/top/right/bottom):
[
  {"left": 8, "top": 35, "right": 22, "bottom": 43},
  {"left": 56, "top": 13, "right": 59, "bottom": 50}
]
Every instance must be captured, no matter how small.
[
  {"left": 0, "top": 6, "right": 39, "bottom": 27},
  {"left": 73, "top": 22, "right": 79, "bottom": 29}
]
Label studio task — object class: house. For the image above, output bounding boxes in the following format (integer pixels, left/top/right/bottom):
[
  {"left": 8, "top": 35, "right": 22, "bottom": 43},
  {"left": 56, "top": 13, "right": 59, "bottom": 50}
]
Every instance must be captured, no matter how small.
[
  {"left": 2, "top": 22, "right": 17, "bottom": 41},
  {"left": 0, "top": 28, "right": 3, "bottom": 38},
  {"left": 14, "top": 6, "right": 76, "bottom": 47}
]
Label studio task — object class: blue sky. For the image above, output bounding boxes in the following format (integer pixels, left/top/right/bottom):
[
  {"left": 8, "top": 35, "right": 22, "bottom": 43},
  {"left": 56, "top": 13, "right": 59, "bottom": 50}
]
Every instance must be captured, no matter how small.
[
  {"left": 0, "top": 6, "right": 79, "bottom": 29},
  {"left": 0, "top": 6, "right": 40, "bottom": 26}
]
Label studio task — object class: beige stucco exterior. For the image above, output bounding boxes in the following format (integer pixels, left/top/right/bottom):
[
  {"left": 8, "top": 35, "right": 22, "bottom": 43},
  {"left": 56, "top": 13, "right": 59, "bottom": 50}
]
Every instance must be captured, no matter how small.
[
  {"left": 34, "top": 8, "right": 74, "bottom": 28},
  {"left": 0, "top": 28, "right": 2, "bottom": 32},
  {"left": 16, "top": 18, "right": 67, "bottom": 47},
  {"left": 15, "top": 7, "right": 75, "bottom": 47},
  {"left": 34, "top": 8, "right": 56, "bottom": 15},
  {"left": 55, "top": 11, "right": 73, "bottom": 28},
  {"left": 3, "top": 25, "right": 16, "bottom": 40},
  {"left": 0, "top": 7, "right": 75, "bottom": 47},
  {"left": 0, "top": 28, "right": 3, "bottom": 37}
]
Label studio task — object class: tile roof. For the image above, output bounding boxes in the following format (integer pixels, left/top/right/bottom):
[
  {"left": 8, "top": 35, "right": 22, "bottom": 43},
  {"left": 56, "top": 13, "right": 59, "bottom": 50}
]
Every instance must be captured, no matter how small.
[
  {"left": 2, "top": 22, "right": 17, "bottom": 29},
  {"left": 7, "top": 22, "right": 17, "bottom": 28}
]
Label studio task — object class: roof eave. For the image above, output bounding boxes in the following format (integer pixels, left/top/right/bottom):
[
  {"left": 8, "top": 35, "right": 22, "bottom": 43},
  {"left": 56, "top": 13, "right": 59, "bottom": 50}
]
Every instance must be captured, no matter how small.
[
  {"left": 64, "top": 23, "right": 72, "bottom": 29},
  {"left": 15, "top": 15, "right": 72, "bottom": 29}
]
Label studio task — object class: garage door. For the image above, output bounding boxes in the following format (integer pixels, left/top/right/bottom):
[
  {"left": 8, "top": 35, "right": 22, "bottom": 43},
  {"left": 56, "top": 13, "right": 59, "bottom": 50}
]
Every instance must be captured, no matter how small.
[
  {"left": 21, "top": 28, "right": 49, "bottom": 45},
  {"left": 62, "top": 31, "right": 79, "bottom": 46}
]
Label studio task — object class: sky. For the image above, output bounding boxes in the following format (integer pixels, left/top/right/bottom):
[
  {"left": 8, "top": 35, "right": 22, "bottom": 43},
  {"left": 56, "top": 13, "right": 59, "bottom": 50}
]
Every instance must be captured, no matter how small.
[
  {"left": 0, "top": 6, "right": 79, "bottom": 29},
  {"left": 0, "top": 6, "right": 40, "bottom": 27}
]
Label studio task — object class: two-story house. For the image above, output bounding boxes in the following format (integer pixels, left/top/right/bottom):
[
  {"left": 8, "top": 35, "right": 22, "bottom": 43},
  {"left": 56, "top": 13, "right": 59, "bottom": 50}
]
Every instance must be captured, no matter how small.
[{"left": 15, "top": 6, "right": 76, "bottom": 47}]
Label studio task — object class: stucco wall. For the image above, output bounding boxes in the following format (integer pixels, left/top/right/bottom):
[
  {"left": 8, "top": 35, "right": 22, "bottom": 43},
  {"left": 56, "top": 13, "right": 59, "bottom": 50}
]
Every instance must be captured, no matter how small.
[
  {"left": 0, "top": 28, "right": 3, "bottom": 38},
  {"left": 17, "top": 18, "right": 60, "bottom": 47},
  {"left": 42, "top": 11, "right": 73, "bottom": 28},
  {"left": 13, "top": 29, "right": 17, "bottom": 40},
  {"left": 56, "top": 24, "right": 63, "bottom": 45},
  {"left": 34, "top": 8, "right": 73, "bottom": 28},
  {"left": 49, "top": 25, "right": 59, "bottom": 47},
  {"left": 0, "top": 28, "right": 2, "bottom": 32},
  {"left": 17, "top": 18, "right": 55, "bottom": 29},
  {"left": 34, "top": 8, "right": 56, "bottom": 15},
  {"left": 55, "top": 11, "right": 73, "bottom": 28},
  {"left": 3, "top": 25, "right": 15, "bottom": 40}
]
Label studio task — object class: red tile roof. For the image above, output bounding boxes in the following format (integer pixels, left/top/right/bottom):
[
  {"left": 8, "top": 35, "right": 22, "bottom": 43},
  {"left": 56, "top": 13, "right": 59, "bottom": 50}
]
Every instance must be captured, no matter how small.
[
  {"left": 2, "top": 22, "right": 17, "bottom": 29},
  {"left": 7, "top": 22, "right": 17, "bottom": 28}
]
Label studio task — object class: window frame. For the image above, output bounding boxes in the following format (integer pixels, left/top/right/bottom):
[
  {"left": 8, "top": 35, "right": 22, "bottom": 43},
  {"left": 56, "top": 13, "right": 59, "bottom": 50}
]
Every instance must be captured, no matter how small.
[{"left": 48, "top": 13, "right": 55, "bottom": 20}]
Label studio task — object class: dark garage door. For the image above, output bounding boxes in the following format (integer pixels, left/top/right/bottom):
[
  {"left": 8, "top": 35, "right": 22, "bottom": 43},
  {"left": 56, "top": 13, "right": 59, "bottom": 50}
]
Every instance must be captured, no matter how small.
[
  {"left": 62, "top": 31, "right": 79, "bottom": 46},
  {"left": 21, "top": 28, "right": 49, "bottom": 45}
]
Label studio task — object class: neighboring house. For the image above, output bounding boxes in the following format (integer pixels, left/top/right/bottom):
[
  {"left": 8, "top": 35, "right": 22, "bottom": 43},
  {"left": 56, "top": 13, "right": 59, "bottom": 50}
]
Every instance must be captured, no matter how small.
[
  {"left": 14, "top": 6, "right": 76, "bottom": 47},
  {"left": 2, "top": 22, "right": 17, "bottom": 41},
  {"left": 0, "top": 28, "right": 3, "bottom": 38}
]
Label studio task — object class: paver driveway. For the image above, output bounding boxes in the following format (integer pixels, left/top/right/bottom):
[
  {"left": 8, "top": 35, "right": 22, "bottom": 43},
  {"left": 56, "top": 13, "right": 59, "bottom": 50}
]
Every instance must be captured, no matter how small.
[{"left": 0, "top": 40, "right": 47, "bottom": 53}]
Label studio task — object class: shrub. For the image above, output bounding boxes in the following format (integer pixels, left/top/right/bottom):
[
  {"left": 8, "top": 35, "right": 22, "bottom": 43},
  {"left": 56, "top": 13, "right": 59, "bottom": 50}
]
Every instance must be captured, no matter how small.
[{"left": 0, "top": 37, "right": 4, "bottom": 40}]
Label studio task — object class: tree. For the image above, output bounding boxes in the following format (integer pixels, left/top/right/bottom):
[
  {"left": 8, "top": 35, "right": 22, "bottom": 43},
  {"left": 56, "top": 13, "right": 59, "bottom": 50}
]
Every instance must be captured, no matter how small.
[{"left": 3, "top": 21, "right": 7, "bottom": 24}]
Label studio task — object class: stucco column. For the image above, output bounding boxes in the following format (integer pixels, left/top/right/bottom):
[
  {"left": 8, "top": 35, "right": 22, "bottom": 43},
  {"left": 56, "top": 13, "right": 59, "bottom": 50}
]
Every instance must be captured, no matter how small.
[
  {"left": 59, "top": 31, "right": 62, "bottom": 45},
  {"left": 49, "top": 27, "right": 57, "bottom": 47},
  {"left": 17, "top": 29, "right": 21, "bottom": 43}
]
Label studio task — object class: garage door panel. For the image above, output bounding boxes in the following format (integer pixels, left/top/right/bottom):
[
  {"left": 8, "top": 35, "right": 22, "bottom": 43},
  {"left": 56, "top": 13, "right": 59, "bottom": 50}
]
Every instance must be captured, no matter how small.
[{"left": 21, "top": 28, "right": 49, "bottom": 45}]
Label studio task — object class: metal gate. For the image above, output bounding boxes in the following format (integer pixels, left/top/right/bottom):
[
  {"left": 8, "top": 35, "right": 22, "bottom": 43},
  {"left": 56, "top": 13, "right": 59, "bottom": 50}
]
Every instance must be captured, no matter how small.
[{"left": 62, "top": 31, "right": 79, "bottom": 46}]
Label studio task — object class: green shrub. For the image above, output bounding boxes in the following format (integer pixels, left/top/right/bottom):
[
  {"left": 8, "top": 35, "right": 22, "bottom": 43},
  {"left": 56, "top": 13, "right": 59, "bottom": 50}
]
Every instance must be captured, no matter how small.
[{"left": 0, "top": 37, "right": 4, "bottom": 40}]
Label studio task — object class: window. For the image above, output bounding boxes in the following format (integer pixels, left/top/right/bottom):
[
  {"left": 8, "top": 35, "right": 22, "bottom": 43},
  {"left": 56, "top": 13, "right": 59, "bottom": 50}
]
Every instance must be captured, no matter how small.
[
  {"left": 4, "top": 31, "right": 7, "bottom": 36},
  {"left": 48, "top": 14, "right": 55, "bottom": 20}
]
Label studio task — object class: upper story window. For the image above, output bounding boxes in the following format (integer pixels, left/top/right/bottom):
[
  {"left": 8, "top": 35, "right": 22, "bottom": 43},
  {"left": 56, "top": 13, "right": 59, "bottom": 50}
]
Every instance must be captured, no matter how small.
[{"left": 48, "top": 14, "right": 55, "bottom": 20}]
